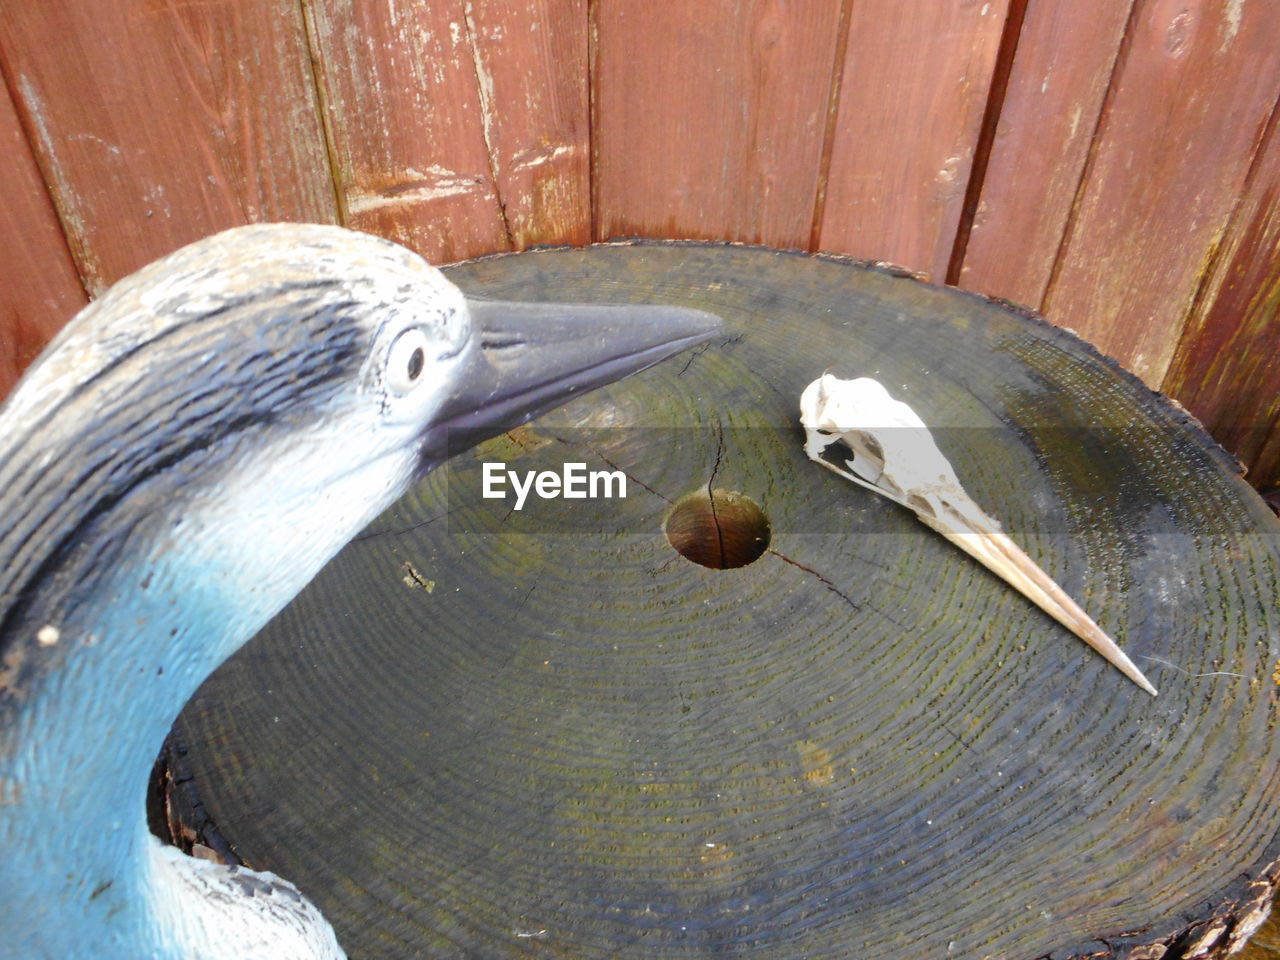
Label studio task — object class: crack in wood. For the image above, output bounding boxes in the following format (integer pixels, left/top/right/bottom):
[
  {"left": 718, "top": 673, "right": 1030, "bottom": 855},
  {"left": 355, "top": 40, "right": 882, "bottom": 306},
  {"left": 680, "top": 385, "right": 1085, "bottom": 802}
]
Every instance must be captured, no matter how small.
[
  {"left": 706, "top": 420, "right": 727, "bottom": 569},
  {"left": 549, "top": 433, "right": 670, "bottom": 504},
  {"left": 768, "top": 548, "right": 862, "bottom": 613},
  {"left": 460, "top": 3, "right": 513, "bottom": 248},
  {"left": 352, "top": 510, "right": 451, "bottom": 543}
]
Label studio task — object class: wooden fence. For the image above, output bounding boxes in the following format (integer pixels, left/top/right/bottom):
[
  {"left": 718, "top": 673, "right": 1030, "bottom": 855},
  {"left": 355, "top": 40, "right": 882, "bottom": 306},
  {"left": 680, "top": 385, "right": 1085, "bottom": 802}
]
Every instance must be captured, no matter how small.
[{"left": 1, "top": 0, "right": 1277, "bottom": 487}]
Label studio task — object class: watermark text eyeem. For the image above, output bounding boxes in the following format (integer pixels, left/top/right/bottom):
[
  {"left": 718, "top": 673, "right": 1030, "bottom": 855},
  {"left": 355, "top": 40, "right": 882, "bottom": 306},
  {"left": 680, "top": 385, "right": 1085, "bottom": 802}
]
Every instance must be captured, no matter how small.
[{"left": 482, "top": 462, "right": 627, "bottom": 511}]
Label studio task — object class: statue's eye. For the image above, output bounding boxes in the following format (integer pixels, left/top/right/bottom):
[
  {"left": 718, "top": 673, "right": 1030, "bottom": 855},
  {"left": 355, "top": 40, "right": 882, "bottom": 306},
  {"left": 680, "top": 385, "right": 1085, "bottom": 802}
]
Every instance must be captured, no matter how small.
[{"left": 386, "top": 328, "right": 429, "bottom": 394}]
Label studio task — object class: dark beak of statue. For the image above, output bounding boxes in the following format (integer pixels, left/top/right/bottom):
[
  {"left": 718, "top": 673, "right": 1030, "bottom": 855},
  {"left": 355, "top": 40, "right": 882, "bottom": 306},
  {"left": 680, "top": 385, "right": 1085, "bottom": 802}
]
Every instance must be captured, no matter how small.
[{"left": 420, "top": 297, "right": 722, "bottom": 472}]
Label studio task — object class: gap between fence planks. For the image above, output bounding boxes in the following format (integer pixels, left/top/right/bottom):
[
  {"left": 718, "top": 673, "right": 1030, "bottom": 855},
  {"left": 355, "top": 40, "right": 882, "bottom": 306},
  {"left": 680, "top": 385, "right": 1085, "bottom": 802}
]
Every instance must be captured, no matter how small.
[
  {"left": 465, "top": 0, "right": 591, "bottom": 250},
  {"left": 1041, "top": 0, "right": 1280, "bottom": 386},
  {"left": 958, "top": 0, "right": 1135, "bottom": 309},
  {"left": 1164, "top": 101, "right": 1280, "bottom": 491},
  {"left": 0, "top": 0, "right": 335, "bottom": 296},
  {"left": 591, "top": 0, "right": 844, "bottom": 248},
  {"left": 0, "top": 67, "right": 85, "bottom": 399},
  {"left": 302, "top": 0, "right": 590, "bottom": 264},
  {"left": 816, "top": 0, "right": 1011, "bottom": 282}
]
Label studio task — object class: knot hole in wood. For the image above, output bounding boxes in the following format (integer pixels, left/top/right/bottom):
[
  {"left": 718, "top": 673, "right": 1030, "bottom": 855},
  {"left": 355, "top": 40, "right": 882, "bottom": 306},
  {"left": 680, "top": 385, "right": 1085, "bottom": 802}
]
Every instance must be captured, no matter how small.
[{"left": 664, "top": 488, "right": 771, "bottom": 570}]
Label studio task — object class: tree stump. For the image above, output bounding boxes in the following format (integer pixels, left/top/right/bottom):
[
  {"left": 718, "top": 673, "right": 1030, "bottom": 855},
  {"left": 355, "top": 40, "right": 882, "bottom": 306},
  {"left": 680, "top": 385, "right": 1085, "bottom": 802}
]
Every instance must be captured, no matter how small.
[{"left": 169, "top": 243, "right": 1280, "bottom": 959}]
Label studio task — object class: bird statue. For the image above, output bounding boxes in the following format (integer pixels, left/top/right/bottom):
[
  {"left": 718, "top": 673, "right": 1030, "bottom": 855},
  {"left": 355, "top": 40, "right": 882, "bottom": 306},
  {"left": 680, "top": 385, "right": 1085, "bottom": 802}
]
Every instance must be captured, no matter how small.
[{"left": 0, "top": 223, "right": 721, "bottom": 960}]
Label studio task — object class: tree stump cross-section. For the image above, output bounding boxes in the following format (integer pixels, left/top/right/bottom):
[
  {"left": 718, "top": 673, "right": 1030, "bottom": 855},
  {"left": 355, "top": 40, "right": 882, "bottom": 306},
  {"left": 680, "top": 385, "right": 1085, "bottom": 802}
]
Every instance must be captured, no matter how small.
[{"left": 170, "top": 243, "right": 1280, "bottom": 959}]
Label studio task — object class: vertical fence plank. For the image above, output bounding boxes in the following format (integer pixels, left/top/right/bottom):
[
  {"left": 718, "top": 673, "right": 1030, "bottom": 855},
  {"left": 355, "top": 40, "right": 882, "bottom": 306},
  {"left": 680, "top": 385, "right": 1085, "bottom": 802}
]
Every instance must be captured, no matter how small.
[
  {"left": 1163, "top": 106, "right": 1280, "bottom": 490},
  {"left": 1042, "top": 0, "right": 1280, "bottom": 384},
  {"left": 311, "top": 0, "right": 592, "bottom": 261},
  {"left": 593, "top": 0, "right": 845, "bottom": 249},
  {"left": 0, "top": 74, "right": 87, "bottom": 398},
  {"left": 816, "top": 0, "right": 1010, "bottom": 280},
  {"left": 957, "top": 0, "right": 1133, "bottom": 308},
  {"left": 0, "top": 1, "right": 336, "bottom": 295},
  {"left": 464, "top": 0, "right": 591, "bottom": 250},
  {"left": 304, "top": 0, "right": 505, "bottom": 264}
]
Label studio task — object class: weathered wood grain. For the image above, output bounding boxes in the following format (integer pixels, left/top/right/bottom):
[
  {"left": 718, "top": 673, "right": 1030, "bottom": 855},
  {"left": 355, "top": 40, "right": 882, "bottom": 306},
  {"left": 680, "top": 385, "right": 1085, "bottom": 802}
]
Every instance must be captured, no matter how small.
[
  {"left": 301, "top": 0, "right": 500, "bottom": 262},
  {"left": 463, "top": 0, "right": 591, "bottom": 250},
  {"left": 173, "top": 244, "right": 1280, "bottom": 960},
  {"left": 1043, "top": 0, "right": 1280, "bottom": 384},
  {"left": 0, "top": 69, "right": 86, "bottom": 397},
  {"left": 817, "top": 0, "right": 1011, "bottom": 280},
  {"left": 1163, "top": 102, "right": 1280, "bottom": 491},
  {"left": 957, "top": 0, "right": 1135, "bottom": 308},
  {"left": 0, "top": 0, "right": 336, "bottom": 295},
  {"left": 592, "top": 0, "right": 845, "bottom": 248},
  {"left": 305, "top": 0, "right": 581, "bottom": 264}
]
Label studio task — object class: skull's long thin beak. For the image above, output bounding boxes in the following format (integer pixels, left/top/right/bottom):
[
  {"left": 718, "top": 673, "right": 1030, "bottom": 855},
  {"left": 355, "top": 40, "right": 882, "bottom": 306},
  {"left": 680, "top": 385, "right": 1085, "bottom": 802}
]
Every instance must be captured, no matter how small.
[{"left": 918, "top": 504, "right": 1158, "bottom": 696}]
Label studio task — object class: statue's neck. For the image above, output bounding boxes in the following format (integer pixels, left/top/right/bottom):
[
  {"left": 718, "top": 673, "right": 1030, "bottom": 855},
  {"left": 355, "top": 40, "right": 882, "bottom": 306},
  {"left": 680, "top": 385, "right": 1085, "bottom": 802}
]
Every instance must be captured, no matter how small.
[
  {"left": 0, "top": 572, "right": 223, "bottom": 949},
  {"left": 0, "top": 434, "right": 409, "bottom": 957},
  {"left": 0, "top": 539, "right": 292, "bottom": 957}
]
